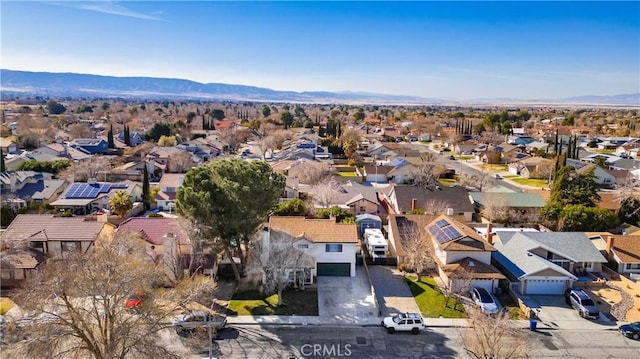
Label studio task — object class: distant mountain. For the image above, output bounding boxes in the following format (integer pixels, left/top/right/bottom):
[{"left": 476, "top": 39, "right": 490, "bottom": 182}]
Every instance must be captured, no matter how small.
[
  {"left": 1, "top": 69, "right": 637, "bottom": 106},
  {"left": 0, "top": 69, "right": 439, "bottom": 105}
]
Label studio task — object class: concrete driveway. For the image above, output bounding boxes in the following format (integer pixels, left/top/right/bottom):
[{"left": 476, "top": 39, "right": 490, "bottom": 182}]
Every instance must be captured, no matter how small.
[
  {"left": 368, "top": 265, "right": 420, "bottom": 316},
  {"left": 316, "top": 266, "right": 378, "bottom": 324},
  {"left": 524, "top": 295, "right": 617, "bottom": 330}
]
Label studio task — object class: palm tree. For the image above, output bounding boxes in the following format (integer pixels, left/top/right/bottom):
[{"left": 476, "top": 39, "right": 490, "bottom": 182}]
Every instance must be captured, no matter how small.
[{"left": 110, "top": 190, "right": 133, "bottom": 219}]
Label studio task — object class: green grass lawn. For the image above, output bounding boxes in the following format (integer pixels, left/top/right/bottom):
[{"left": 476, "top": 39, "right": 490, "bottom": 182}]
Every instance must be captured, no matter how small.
[
  {"left": 405, "top": 276, "right": 466, "bottom": 318},
  {"left": 509, "top": 177, "right": 549, "bottom": 188},
  {"left": 336, "top": 172, "right": 358, "bottom": 177},
  {"left": 480, "top": 164, "right": 509, "bottom": 172},
  {"left": 437, "top": 178, "right": 457, "bottom": 187},
  {"left": 227, "top": 289, "right": 318, "bottom": 316},
  {"left": 497, "top": 294, "right": 523, "bottom": 320}
]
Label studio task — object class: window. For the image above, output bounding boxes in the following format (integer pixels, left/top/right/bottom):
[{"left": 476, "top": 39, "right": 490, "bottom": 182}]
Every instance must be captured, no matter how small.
[
  {"left": 297, "top": 243, "right": 309, "bottom": 249},
  {"left": 325, "top": 244, "right": 343, "bottom": 253},
  {"left": 626, "top": 263, "right": 640, "bottom": 270},
  {"left": 30, "top": 242, "right": 44, "bottom": 250},
  {"left": 61, "top": 241, "right": 80, "bottom": 252}
]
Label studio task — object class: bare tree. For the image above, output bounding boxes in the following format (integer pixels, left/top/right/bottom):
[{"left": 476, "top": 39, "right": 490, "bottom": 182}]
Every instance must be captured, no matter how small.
[
  {"left": 7, "top": 235, "right": 215, "bottom": 359},
  {"left": 423, "top": 199, "right": 451, "bottom": 215},
  {"left": 412, "top": 153, "right": 446, "bottom": 189},
  {"left": 400, "top": 221, "right": 437, "bottom": 282},
  {"left": 462, "top": 306, "right": 534, "bottom": 359},
  {"left": 460, "top": 172, "right": 496, "bottom": 192},
  {"left": 67, "top": 122, "right": 95, "bottom": 138},
  {"left": 480, "top": 193, "right": 508, "bottom": 222},
  {"left": 218, "top": 126, "right": 241, "bottom": 153},
  {"left": 168, "top": 152, "right": 195, "bottom": 173},
  {"left": 442, "top": 266, "right": 475, "bottom": 310},
  {"left": 57, "top": 157, "right": 112, "bottom": 182},
  {"left": 249, "top": 231, "right": 310, "bottom": 306},
  {"left": 293, "top": 162, "right": 333, "bottom": 185},
  {"left": 311, "top": 180, "right": 341, "bottom": 208}
]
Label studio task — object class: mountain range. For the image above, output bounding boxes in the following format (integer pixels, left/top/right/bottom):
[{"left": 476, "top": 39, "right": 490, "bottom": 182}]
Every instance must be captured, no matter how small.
[{"left": 1, "top": 69, "right": 638, "bottom": 106}]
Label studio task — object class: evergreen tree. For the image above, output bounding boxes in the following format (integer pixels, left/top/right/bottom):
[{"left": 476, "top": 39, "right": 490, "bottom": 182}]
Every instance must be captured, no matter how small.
[
  {"left": 124, "top": 125, "right": 131, "bottom": 146},
  {"left": 0, "top": 148, "right": 5, "bottom": 172},
  {"left": 142, "top": 164, "right": 150, "bottom": 210},
  {"left": 107, "top": 124, "right": 115, "bottom": 149}
]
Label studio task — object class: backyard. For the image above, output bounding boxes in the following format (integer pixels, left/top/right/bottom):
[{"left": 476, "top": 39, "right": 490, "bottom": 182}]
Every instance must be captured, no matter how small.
[
  {"left": 507, "top": 176, "right": 549, "bottom": 188},
  {"left": 226, "top": 289, "right": 318, "bottom": 316},
  {"left": 405, "top": 276, "right": 467, "bottom": 318}
]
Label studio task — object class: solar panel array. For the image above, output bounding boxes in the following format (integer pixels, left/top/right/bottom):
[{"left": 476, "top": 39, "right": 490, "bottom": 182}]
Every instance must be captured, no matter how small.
[
  {"left": 427, "top": 219, "right": 463, "bottom": 244},
  {"left": 66, "top": 183, "right": 128, "bottom": 199}
]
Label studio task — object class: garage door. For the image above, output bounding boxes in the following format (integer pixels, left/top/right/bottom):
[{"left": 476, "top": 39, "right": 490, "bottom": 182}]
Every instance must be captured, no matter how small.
[
  {"left": 317, "top": 263, "right": 351, "bottom": 276},
  {"left": 525, "top": 279, "right": 566, "bottom": 295},
  {"left": 470, "top": 279, "right": 494, "bottom": 293}
]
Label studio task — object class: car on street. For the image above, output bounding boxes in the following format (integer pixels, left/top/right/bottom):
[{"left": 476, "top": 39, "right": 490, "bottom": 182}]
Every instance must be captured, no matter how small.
[
  {"left": 124, "top": 289, "right": 148, "bottom": 309},
  {"left": 565, "top": 288, "right": 600, "bottom": 319},
  {"left": 492, "top": 173, "right": 503, "bottom": 180},
  {"left": 447, "top": 155, "right": 456, "bottom": 160},
  {"left": 381, "top": 312, "right": 425, "bottom": 334},
  {"left": 172, "top": 311, "right": 227, "bottom": 335},
  {"left": 469, "top": 287, "right": 500, "bottom": 314},
  {"left": 618, "top": 321, "right": 640, "bottom": 340}
]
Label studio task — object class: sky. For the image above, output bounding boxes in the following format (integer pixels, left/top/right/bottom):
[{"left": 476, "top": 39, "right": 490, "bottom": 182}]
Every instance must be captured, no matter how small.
[{"left": 1, "top": 1, "right": 639, "bottom": 100}]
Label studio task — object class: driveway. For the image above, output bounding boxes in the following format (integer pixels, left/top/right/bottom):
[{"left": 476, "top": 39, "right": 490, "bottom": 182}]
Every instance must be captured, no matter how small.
[
  {"left": 368, "top": 265, "right": 420, "bottom": 316},
  {"left": 523, "top": 295, "right": 617, "bottom": 330},
  {"left": 316, "top": 266, "right": 378, "bottom": 324}
]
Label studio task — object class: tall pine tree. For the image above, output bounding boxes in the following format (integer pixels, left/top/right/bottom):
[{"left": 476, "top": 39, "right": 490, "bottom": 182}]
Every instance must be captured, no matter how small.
[
  {"left": 107, "top": 124, "right": 115, "bottom": 149},
  {"left": 142, "top": 164, "right": 150, "bottom": 210},
  {"left": 0, "top": 148, "right": 5, "bottom": 172}
]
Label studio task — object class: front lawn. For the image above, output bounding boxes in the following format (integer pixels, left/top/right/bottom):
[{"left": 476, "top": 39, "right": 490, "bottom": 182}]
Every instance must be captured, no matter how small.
[
  {"left": 227, "top": 289, "right": 318, "bottom": 316},
  {"left": 405, "top": 276, "right": 466, "bottom": 318},
  {"left": 336, "top": 172, "right": 357, "bottom": 177},
  {"left": 437, "top": 178, "right": 457, "bottom": 187},
  {"left": 509, "top": 177, "right": 549, "bottom": 188}
]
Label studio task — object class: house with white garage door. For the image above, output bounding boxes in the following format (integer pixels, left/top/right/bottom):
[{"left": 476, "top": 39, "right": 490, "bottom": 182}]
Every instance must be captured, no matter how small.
[
  {"left": 267, "top": 216, "right": 358, "bottom": 278},
  {"left": 491, "top": 232, "right": 607, "bottom": 295}
]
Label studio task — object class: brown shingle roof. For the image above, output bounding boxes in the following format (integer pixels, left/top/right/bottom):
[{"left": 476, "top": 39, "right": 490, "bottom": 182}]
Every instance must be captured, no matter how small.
[
  {"left": 442, "top": 257, "right": 505, "bottom": 279},
  {"left": 428, "top": 215, "right": 495, "bottom": 252},
  {"left": 611, "top": 235, "right": 640, "bottom": 263},
  {"left": 269, "top": 216, "right": 358, "bottom": 243},
  {"left": 1, "top": 215, "right": 114, "bottom": 242},
  {"left": 0, "top": 248, "right": 46, "bottom": 270}
]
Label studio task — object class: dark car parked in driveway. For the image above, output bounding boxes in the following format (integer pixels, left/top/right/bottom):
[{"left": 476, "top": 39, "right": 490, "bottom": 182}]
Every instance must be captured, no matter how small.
[
  {"left": 619, "top": 321, "right": 640, "bottom": 340},
  {"left": 565, "top": 288, "right": 600, "bottom": 320}
]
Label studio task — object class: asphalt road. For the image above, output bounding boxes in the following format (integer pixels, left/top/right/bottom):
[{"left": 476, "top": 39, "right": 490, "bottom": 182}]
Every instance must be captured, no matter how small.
[{"left": 192, "top": 324, "right": 640, "bottom": 359}]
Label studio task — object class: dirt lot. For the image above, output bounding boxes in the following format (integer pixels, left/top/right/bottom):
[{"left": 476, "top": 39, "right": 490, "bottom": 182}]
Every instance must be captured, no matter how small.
[{"left": 587, "top": 269, "right": 640, "bottom": 322}]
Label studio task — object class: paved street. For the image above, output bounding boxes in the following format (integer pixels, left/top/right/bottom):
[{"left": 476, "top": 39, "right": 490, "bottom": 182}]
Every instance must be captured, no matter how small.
[{"left": 192, "top": 324, "right": 640, "bottom": 359}]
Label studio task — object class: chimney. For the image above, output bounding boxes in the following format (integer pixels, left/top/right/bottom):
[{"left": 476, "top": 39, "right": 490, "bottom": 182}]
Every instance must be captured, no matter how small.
[
  {"left": 9, "top": 173, "right": 17, "bottom": 193},
  {"left": 446, "top": 207, "right": 454, "bottom": 216},
  {"left": 605, "top": 235, "right": 614, "bottom": 258},
  {"left": 411, "top": 198, "right": 418, "bottom": 211},
  {"left": 486, "top": 222, "right": 493, "bottom": 244},
  {"left": 87, "top": 178, "right": 97, "bottom": 185}
]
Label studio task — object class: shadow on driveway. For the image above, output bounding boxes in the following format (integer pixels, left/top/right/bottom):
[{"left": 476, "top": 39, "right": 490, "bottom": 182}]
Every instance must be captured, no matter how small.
[{"left": 368, "top": 266, "right": 420, "bottom": 316}]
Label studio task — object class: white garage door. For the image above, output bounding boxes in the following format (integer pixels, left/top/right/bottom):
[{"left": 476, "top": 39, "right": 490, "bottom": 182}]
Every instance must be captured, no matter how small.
[
  {"left": 470, "top": 279, "right": 494, "bottom": 293},
  {"left": 525, "top": 279, "right": 566, "bottom": 295}
]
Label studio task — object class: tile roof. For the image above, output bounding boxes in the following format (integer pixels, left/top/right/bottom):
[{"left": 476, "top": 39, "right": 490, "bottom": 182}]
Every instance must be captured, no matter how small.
[
  {"left": 268, "top": 216, "right": 358, "bottom": 243},
  {"left": 0, "top": 248, "right": 46, "bottom": 270},
  {"left": 390, "top": 185, "right": 475, "bottom": 214},
  {"left": 117, "top": 217, "right": 190, "bottom": 245},
  {"left": 158, "top": 173, "right": 186, "bottom": 189},
  {"left": 610, "top": 235, "right": 640, "bottom": 263},
  {"left": 1, "top": 215, "right": 113, "bottom": 242}
]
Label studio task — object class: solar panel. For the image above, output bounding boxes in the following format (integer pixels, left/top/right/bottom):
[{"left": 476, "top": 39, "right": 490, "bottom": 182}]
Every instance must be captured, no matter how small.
[
  {"left": 444, "top": 227, "right": 461, "bottom": 239},
  {"left": 435, "top": 219, "right": 449, "bottom": 228}
]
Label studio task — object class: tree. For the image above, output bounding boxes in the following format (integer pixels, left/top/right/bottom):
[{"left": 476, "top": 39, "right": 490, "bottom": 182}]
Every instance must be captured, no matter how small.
[
  {"left": 250, "top": 231, "right": 309, "bottom": 306},
  {"left": 158, "top": 135, "right": 177, "bottom": 147},
  {"left": 57, "top": 157, "right": 110, "bottom": 182},
  {"left": 123, "top": 124, "right": 131, "bottom": 146},
  {"left": 145, "top": 123, "right": 172, "bottom": 142},
  {"left": 353, "top": 108, "right": 365, "bottom": 122},
  {"left": 261, "top": 105, "right": 271, "bottom": 118},
  {"left": 9, "top": 236, "right": 215, "bottom": 359},
  {"left": 280, "top": 111, "right": 294, "bottom": 129},
  {"left": 541, "top": 165, "right": 600, "bottom": 223},
  {"left": 0, "top": 205, "right": 16, "bottom": 228},
  {"left": 0, "top": 148, "right": 5, "bottom": 172},
  {"left": 142, "top": 164, "right": 151, "bottom": 210},
  {"left": 315, "top": 206, "right": 355, "bottom": 223},
  {"left": 480, "top": 193, "right": 508, "bottom": 222},
  {"left": 46, "top": 100, "right": 66, "bottom": 115},
  {"left": 185, "top": 111, "right": 197, "bottom": 123},
  {"left": 462, "top": 306, "right": 534, "bottom": 359},
  {"left": 400, "top": 219, "right": 436, "bottom": 282},
  {"left": 107, "top": 123, "right": 115, "bottom": 149},
  {"left": 17, "top": 159, "right": 72, "bottom": 175},
  {"left": 168, "top": 152, "right": 195, "bottom": 173},
  {"left": 210, "top": 109, "right": 225, "bottom": 121},
  {"left": 110, "top": 190, "right": 133, "bottom": 218},
  {"left": 558, "top": 205, "right": 619, "bottom": 231},
  {"left": 618, "top": 196, "right": 640, "bottom": 226},
  {"left": 68, "top": 122, "right": 94, "bottom": 138},
  {"left": 176, "top": 159, "right": 286, "bottom": 282},
  {"left": 273, "top": 198, "right": 308, "bottom": 216},
  {"left": 342, "top": 138, "right": 358, "bottom": 161},
  {"left": 412, "top": 153, "right": 445, "bottom": 189},
  {"left": 311, "top": 181, "right": 341, "bottom": 208}
]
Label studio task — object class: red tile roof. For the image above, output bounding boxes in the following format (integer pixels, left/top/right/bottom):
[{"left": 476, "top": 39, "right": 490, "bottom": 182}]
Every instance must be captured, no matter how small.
[{"left": 117, "top": 217, "right": 190, "bottom": 245}]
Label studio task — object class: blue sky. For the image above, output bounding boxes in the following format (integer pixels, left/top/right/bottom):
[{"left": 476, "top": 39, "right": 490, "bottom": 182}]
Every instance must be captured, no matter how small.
[{"left": 1, "top": 1, "right": 638, "bottom": 99}]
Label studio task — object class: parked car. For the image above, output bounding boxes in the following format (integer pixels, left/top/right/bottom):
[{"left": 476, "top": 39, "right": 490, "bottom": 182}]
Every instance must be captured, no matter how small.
[
  {"left": 618, "top": 321, "right": 640, "bottom": 340},
  {"left": 469, "top": 287, "right": 500, "bottom": 314},
  {"left": 565, "top": 288, "right": 600, "bottom": 319},
  {"left": 172, "top": 311, "right": 227, "bottom": 335},
  {"left": 124, "top": 289, "right": 148, "bottom": 309},
  {"left": 381, "top": 312, "right": 425, "bottom": 334},
  {"left": 492, "top": 173, "right": 503, "bottom": 180},
  {"left": 447, "top": 155, "right": 456, "bottom": 160}
]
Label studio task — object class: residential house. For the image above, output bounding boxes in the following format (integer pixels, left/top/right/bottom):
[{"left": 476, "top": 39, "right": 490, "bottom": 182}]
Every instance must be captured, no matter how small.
[
  {"left": 50, "top": 180, "right": 143, "bottom": 215},
  {"left": 32, "top": 142, "right": 92, "bottom": 161},
  {"left": 355, "top": 213, "right": 382, "bottom": 235},
  {"left": 389, "top": 215, "right": 505, "bottom": 293},
  {"left": 111, "top": 160, "right": 155, "bottom": 182},
  {"left": 72, "top": 138, "right": 109, "bottom": 154},
  {"left": 155, "top": 173, "right": 185, "bottom": 211},
  {"left": 117, "top": 217, "right": 192, "bottom": 258},
  {"left": 116, "top": 131, "right": 144, "bottom": 147},
  {"left": 492, "top": 231, "right": 607, "bottom": 295},
  {"left": 0, "top": 171, "right": 65, "bottom": 207},
  {"left": 454, "top": 143, "right": 477, "bottom": 155},
  {"left": 525, "top": 141, "right": 549, "bottom": 153},
  {"left": 576, "top": 163, "right": 615, "bottom": 186},
  {"left": 0, "top": 137, "right": 18, "bottom": 154},
  {"left": 508, "top": 157, "right": 553, "bottom": 179},
  {"left": 469, "top": 192, "right": 546, "bottom": 223},
  {"left": 357, "top": 164, "right": 394, "bottom": 183},
  {"left": 267, "top": 216, "right": 359, "bottom": 278},
  {"left": 307, "top": 181, "right": 383, "bottom": 216},
  {"left": 145, "top": 146, "right": 195, "bottom": 174},
  {"left": 592, "top": 235, "right": 640, "bottom": 276},
  {"left": 0, "top": 247, "right": 46, "bottom": 289},
  {"left": 382, "top": 185, "right": 475, "bottom": 221},
  {"left": 1, "top": 214, "right": 116, "bottom": 257}
]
